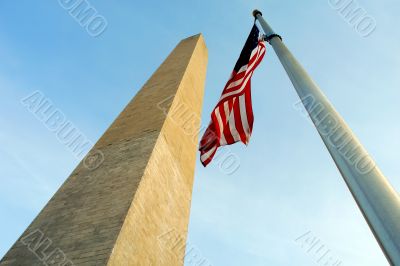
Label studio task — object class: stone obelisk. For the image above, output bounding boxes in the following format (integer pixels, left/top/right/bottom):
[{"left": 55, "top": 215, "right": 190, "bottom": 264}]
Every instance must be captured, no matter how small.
[{"left": 1, "top": 34, "right": 208, "bottom": 265}]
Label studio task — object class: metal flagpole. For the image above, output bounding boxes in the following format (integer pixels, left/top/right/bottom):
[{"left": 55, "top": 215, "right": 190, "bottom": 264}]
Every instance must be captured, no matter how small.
[{"left": 252, "top": 9, "right": 400, "bottom": 265}]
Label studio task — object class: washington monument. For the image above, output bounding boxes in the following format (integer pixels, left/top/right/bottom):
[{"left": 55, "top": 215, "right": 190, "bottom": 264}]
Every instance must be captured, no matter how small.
[{"left": 0, "top": 34, "right": 208, "bottom": 265}]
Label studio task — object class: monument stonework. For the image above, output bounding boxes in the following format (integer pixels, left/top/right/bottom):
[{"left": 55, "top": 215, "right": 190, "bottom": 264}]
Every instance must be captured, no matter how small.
[{"left": 1, "top": 34, "right": 208, "bottom": 265}]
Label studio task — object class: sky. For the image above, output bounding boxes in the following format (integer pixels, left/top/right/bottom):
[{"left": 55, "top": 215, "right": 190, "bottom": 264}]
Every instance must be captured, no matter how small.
[{"left": 0, "top": 1, "right": 399, "bottom": 265}]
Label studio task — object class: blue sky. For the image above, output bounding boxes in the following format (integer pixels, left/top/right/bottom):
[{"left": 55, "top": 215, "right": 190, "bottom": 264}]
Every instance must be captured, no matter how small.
[{"left": 0, "top": 1, "right": 399, "bottom": 265}]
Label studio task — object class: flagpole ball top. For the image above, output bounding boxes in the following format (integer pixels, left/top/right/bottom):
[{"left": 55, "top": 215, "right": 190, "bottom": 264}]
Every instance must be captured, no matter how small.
[{"left": 253, "top": 9, "right": 263, "bottom": 18}]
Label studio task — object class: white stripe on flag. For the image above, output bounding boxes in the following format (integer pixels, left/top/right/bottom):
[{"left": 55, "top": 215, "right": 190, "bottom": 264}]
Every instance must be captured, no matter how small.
[
  {"left": 228, "top": 100, "right": 241, "bottom": 142},
  {"left": 227, "top": 77, "right": 245, "bottom": 90},
  {"left": 250, "top": 47, "right": 258, "bottom": 60},
  {"left": 220, "top": 72, "right": 252, "bottom": 102},
  {"left": 200, "top": 145, "right": 217, "bottom": 162},
  {"left": 239, "top": 94, "right": 250, "bottom": 140},
  {"left": 237, "top": 65, "right": 248, "bottom": 75},
  {"left": 223, "top": 101, "right": 230, "bottom": 123},
  {"left": 215, "top": 107, "right": 227, "bottom": 145}
]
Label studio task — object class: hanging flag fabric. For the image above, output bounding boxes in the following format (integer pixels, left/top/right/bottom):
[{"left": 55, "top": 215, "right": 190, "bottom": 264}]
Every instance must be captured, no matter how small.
[{"left": 199, "top": 24, "right": 266, "bottom": 166}]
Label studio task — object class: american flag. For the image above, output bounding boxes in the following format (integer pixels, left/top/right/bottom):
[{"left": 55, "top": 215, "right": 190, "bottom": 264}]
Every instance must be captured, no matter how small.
[{"left": 199, "top": 24, "right": 266, "bottom": 166}]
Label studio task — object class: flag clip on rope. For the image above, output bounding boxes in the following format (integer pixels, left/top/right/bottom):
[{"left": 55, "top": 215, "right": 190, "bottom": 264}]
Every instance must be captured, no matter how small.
[
  {"left": 199, "top": 24, "right": 266, "bottom": 167},
  {"left": 263, "top": 34, "right": 282, "bottom": 43}
]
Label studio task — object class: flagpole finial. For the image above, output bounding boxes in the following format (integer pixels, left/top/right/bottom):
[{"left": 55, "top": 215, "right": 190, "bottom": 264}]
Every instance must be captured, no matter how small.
[
  {"left": 253, "top": 9, "right": 263, "bottom": 18},
  {"left": 252, "top": 10, "right": 281, "bottom": 43}
]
